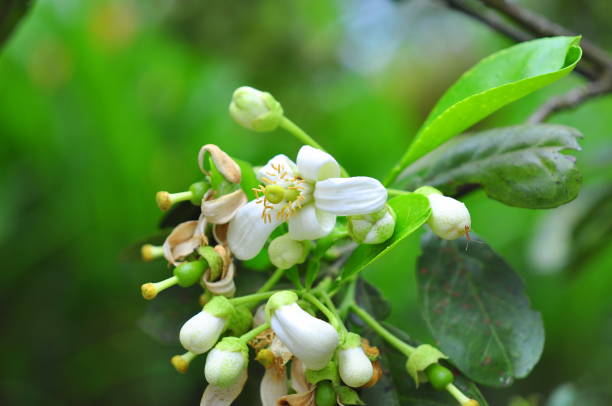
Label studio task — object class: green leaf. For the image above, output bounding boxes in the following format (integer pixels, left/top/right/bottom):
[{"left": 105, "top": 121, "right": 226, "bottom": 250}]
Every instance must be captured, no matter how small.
[
  {"left": 354, "top": 279, "right": 391, "bottom": 321},
  {"left": 0, "top": 0, "right": 31, "bottom": 48},
  {"left": 394, "top": 36, "right": 582, "bottom": 174},
  {"left": 406, "top": 344, "right": 448, "bottom": 387},
  {"left": 416, "top": 232, "right": 544, "bottom": 388},
  {"left": 339, "top": 194, "right": 431, "bottom": 281},
  {"left": 349, "top": 279, "right": 488, "bottom": 406},
  {"left": 335, "top": 385, "right": 365, "bottom": 405},
  {"left": 423, "top": 124, "right": 582, "bottom": 208},
  {"left": 235, "top": 158, "right": 260, "bottom": 201}
]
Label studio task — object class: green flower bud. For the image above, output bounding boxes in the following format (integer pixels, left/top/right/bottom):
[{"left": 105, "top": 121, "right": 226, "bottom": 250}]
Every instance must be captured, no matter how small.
[
  {"left": 173, "top": 260, "right": 207, "bottom": 287},
  {"left": 229, "top": 86, "right": 284, "bottom": 132},
  {"left": 348, "top": 205, "right": 396, "bottom": 244},
  {"left": 268, "top": 233, "right": 309, "bottom": 270},
  {"left": 204, "top": 295, "right": 236, "bottom": 320},
  {"left": 205, "top": 337, "right": 249, "bottom": 388}
]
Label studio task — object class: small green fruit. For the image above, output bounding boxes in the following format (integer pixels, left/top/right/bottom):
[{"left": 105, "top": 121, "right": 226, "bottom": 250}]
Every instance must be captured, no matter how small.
[
  {"left": 425, "top": 363, "right": 454, "bottom": 391},
  {"left": 189, "top": 181, "right": 210, "bottom": 205},
  {"left": 173, "top": 260, "right": 207, "bottom": 287}
]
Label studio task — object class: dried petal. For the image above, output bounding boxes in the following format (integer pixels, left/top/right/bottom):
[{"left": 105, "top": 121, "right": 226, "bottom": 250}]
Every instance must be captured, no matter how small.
[
  {"left": 213, "top": 223, "right": 229, "bottom": 245},
  {"left": 203, "top": 262, "right": 236, "bottom": 298},
  {"left": 290, "top": 359, "right": 311, "bottom": 394},
  {"left": 261, "top": 366, "right": 288, "bottom": 406},
  {"left": 276, "top": 388, "right": 315, "bottom": 406},
  {"left": 200, "top": 369, "right": 247, "bottom": 406},
  {"left": 202, "top": 189, "right": 247, "bottom": 225},
  {"left": 361, "top": 361, "right": 382, "bottom": 389},
  {"left": 270, "top": 336, "right": 293, "bottom": 366},
  {"left": 198, "top": 144, "right": 242, "bottom": 184},
  {"left": 163, "top": 220, "right": 207, "bottom": 265}
]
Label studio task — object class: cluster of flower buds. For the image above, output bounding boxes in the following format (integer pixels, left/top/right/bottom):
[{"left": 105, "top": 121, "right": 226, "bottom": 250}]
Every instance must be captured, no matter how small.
[{"left": 135, "top": 86, "right": 478, "bottom": 406}]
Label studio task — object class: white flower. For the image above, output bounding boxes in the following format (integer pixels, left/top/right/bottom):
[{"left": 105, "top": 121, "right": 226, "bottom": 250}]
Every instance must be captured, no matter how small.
[
  {"left": 229, "top": 86, "right": 284, "bottom": 132},
  {"left": 179, "top": 296, "right": 234, "bottom": 354},
  {"left": 268, "top": 233, "right": 309, "bottom": 270},
  {"left": 228, "top": 146, "right": 387, "bottom": 260},
  {"left": 266, "top": 291, "right": 339, "bottom": 370},
  {"left": 338, "top": 333, "right": 373, "bottom": 388},
  {"left": 205, "top": 337, "right": 249, "bottom": 388},
  {"left": 427, "top": 193, "right": 471, "bottom": 240}
]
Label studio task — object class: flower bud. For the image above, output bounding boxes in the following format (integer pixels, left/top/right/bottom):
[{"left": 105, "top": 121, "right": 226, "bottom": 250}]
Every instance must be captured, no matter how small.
[
  {"left": 229, "top": 86, "right": 283, "bottom": 132},
  {"left": 348, "top": 205, "right": 396, "bottom": 244},
  {"left": 179, "top": 296, "right": 234, "bottom": 354},
  {"left": 268, "top": 233, "right": 309, "bottom": 270},
  {"left": 426, "top": 193, "right": 471, "bottom": 240},
  {"left": 266, "top": 291, "right": 339, "bottom": 370},
  {"left": 205, "top": 337, "right": 249, "bottom": 388},
  {"left": 338, "top": 333, "right": 374, "bottom": 388}
]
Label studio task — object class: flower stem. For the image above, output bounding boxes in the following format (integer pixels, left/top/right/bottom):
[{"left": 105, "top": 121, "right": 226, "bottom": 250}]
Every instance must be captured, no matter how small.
[
  {"left": 319, "top": 291, "right": 347, "bottom": 334},
  {"left": 229, "top": 291, "right": 280, "bottom": 307},
  {"left": 257, "top": 268, "right": 286, "bottom": 293},
  {"left": 350, "top": 304, "right": 415, "bottom": 357},
  {"left": 240, "top": 322, "right": 270, "bottom": 344},
  {"left": 279, "top": 117, "right": 349, "bottom": 177},
  {"left": 386, "top": 188, "right": 410, "bottom": 197},
  {"left": 302, "top": 292, "right": 344, "bottom": 333},
  {"left": 337, "top": 277, "right": 358, "bottom": 319}
]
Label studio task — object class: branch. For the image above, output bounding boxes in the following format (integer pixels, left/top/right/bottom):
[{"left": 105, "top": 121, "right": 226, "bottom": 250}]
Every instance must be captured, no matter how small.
[
  {"left": 439, "top": 0, "right": 612, "bottom": 120},
  {"left": 528, "top": 72, "right": 612, "bottom": 123}
]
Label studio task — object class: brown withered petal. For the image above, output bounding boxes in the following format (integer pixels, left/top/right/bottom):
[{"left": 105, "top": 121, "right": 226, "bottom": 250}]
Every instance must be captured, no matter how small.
[
  {"left": 198, "top": 144, "right": 242, "bottom": 184},
  {"left": 276, "top": 388, "right": 315, "bottom": 406},
  {"left": 261, "top": 365, "right": 288, "bottom": 406},
  {"left": 361, "top": 338, "right": 380, "bottom": 360},
  {"left": 200, "top": 369, "right": 247, "bottom": 406},
  {"left": 290, "top": 359, "right": 312, "bottom": 395},
  {"left": 270, "top": 336, "right": 293, "bottom": 366},
  {"left": 201, "top": 189, "right": 247, "bottom": 224},
  {"left": 361, "top": 361, "right": 382, "bottom": 389},
  {"left": 163, "top": 220, "right": 207, "bottom": 265},
  {"left": 213, "top": 223, "right": 229, "bottom": 245},
  {"left": 203, "top": 262, "right": 236, "bottom": 298}
]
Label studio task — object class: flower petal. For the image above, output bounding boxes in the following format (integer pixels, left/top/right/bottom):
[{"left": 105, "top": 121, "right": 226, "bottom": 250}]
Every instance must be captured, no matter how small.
[
  {"left": 202, "top": 190, "right": 247, "bottom": 224},
  {"left": 296, "top": 146, "right": 340, "bottom": 182},
  {"left": 227, "top": 200, "right": 282, "bottom": 260},
  {"left": 198, "top": 144, "right": 242, "bottom": 184},
  {"left": 200, "top": 369, "right": 247, "bottom": 406},
  {"left": 258, "top": 154, "right": 298, "bottom": 184},
  {"left": 260, "top": 366, "right": 288, "bottom": 406},
  {"left": 287, "top": 204, "right": 336, "bottom": 240},
  {"left": 314, "top": 177, "right": 387, "bottom": 216}
]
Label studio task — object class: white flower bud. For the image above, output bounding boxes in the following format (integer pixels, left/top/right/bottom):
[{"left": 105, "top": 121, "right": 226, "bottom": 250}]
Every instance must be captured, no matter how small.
[
  {"left": 426, "top": 193, "right": 471, "bottom": 240},
  {"left": 338, "top": 333, "right": 373, "bottom": 388},
  {"left": 268, "top": 233, "right": 309, "bottom": 270},
  {"left": 229, "top": 86, "right": 284, "bottom": 132},
  {"left": 348, "top": 205, "right": 396, "bottom": 244},
  {"left": 205, "top": 337, "right": 249, "bottom": 388},
  {"left": 179, "top": 296, "right": 234, "bottom": 354},
  {"left": 266, "top": 291, "right": 338, "bottom": 370}
]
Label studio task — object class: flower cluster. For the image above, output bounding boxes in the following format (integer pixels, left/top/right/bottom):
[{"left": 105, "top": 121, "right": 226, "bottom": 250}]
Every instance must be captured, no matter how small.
[{"left": 136, "top": 86, "right": 478, "bottom": 406}]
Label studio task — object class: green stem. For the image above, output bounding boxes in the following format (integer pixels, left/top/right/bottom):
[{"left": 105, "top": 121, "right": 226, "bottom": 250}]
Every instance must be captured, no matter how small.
[
  {"left": 383, "top": 164, "right": 404, "bottom": 187},
  {"left": 240, "top": 322, "right": 270, "bottom": 344},
  {"left": 387, "top": 188, "right": 409, "bottom": 197},
  {"left": 229, "top": 291, "right": 279, "bottom": 307},
  {"left": 302, "top": 292, "right": 343, "bottom": 332},
  {"left": 338, "top": 277, "right": 358, "bottom": 319},
  {"left": 257, "top": 268, "right": 285, "bottom": 293},
  {"left": 319, "top": 291, "right": 347, "bottom": 334},
  {"left": 280, "top": 117, "right": 349, "bottom": 177},
  {"left": 350, "top": 304, "right": 415, "bottom": 356}
]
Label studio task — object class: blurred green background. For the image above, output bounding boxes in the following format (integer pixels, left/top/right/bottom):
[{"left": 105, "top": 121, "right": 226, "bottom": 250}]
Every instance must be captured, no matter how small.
[{"left": 0, "top": 0, "right": 611, "bottom": 405}]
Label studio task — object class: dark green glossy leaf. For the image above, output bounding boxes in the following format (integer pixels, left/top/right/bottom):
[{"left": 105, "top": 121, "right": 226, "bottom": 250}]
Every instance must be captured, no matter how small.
[
  {"left": 349, "top": 278, "right": 488, "bottom": 406},
  {"left": 1, "top": 0, "right": 31, "bottom": 48},
  {"left": 393, "top": 36, "right": 582, "bottom": 174},
  {"left": 423, "top": 124, "right": 582, "bottom": 208},
  {"left": 339, "top": 194, "right": 431, "bottom": 282},
  {"left": 417, "top": 232, "right": 544, "bottom": 387}
]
